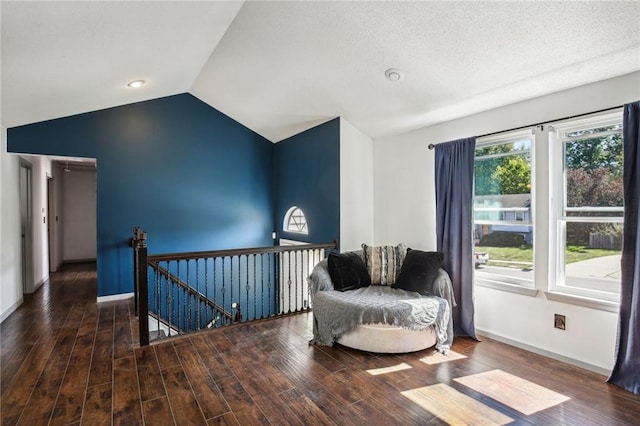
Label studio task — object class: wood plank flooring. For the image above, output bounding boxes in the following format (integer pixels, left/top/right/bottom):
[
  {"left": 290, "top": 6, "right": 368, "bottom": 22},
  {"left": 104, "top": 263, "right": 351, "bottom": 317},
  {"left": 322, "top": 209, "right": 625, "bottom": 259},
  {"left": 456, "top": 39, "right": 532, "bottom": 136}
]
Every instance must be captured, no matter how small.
[{"left": 2, "top": 262, "right": 640, "bottom": 425}]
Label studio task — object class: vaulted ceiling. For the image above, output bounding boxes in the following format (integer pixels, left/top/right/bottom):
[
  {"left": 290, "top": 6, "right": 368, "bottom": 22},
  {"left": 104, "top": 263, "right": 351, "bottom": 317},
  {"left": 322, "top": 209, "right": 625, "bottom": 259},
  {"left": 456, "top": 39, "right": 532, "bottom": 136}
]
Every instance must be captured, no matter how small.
[{"left": 2, "top": 1, "right": 639, "bottom": 142}]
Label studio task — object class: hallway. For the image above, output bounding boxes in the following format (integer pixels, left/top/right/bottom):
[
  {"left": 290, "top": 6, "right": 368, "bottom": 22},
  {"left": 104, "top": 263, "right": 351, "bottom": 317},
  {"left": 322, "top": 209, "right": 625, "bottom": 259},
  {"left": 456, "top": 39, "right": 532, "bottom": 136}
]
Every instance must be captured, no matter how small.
[{"left": 1, "top": 262, "right": 136, "bottom": 424}]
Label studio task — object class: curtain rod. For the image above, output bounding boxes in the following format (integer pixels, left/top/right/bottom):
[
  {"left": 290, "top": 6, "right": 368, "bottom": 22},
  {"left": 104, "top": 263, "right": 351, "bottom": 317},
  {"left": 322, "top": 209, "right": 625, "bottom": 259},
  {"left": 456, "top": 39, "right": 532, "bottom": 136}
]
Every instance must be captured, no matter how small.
[{"left": 427, "top": 104, "right": 624, "bottom": 150}]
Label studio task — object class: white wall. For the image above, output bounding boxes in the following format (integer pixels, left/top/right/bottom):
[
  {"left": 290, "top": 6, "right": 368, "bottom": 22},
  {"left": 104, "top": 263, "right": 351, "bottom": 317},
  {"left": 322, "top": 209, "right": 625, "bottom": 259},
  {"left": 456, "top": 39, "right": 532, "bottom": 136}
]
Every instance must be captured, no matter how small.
[
  {"left": 62, "top": 168, "right": 97, "bottom": 261},
  {"left": 26, "top": 155, "right": 51, "bottom": 292},
  {"left": 340, "top": 118, "right": 374, "bottom": 251},
  {"left": 48, "top": 162, "right": 64, "bottom": 272},
  {"left": 1, "top": 127, "right": 23, "bottom": 321},
  {"left": 373, "top": 129, "right": 438, "bottom": 250},
  {"left": 373, "top": 71, "right": 640, "bottom": 372}
]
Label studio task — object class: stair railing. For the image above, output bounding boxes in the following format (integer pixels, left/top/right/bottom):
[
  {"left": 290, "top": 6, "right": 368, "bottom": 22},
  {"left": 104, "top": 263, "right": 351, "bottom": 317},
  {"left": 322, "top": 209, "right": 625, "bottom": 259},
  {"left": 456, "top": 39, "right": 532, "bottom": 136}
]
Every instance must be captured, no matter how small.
[{"left": 133, "top": 228, "right": 337, "bottom": 346}]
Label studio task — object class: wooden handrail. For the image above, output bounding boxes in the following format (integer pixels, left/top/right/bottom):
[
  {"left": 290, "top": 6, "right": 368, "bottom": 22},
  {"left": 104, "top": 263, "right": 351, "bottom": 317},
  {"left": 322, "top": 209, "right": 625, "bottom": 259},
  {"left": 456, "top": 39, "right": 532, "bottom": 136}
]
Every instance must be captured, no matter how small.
[
  {"left": 134, "top": 228, "right": 336, "bottom": 346},
  {"left": 147, "top": 241, "right": 338, "bottom": 263},
  {"left": 149, "top": 261, "right": 234, "bottom": 321}
]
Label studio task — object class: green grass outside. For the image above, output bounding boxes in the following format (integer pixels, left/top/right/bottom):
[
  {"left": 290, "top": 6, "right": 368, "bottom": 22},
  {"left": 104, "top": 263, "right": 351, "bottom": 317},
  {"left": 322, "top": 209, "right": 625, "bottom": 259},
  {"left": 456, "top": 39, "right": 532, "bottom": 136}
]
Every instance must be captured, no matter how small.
[{"left": 475, "top": 245, "right": 619, "bottom": 268}]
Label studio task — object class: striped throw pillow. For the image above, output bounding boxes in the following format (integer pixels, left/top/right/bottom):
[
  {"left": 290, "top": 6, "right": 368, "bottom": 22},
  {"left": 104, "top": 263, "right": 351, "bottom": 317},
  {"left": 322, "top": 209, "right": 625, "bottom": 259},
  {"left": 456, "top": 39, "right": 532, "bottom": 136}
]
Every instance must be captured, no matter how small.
[{"left": 362, "top": 243, "right": 408, "bottom": 285}]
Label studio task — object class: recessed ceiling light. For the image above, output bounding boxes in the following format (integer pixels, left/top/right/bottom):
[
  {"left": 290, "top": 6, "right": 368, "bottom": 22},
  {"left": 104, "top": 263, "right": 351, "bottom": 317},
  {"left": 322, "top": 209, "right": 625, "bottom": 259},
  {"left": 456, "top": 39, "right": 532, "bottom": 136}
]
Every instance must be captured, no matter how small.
[
  {"left": 127, "top": 80, "right": 145, "bottom": 88},
  {"left": 385, "top": 68, "right": 404, "bottom": 82}
]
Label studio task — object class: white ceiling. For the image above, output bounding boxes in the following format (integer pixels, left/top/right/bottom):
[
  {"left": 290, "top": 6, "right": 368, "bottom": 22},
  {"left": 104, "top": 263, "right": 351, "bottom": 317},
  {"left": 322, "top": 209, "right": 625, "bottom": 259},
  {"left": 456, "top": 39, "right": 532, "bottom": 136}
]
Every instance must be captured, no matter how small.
[
  {"left": 1, "top": 1, "right": 243, "bottom": 128},
  {"left": 3, "top": 1, "right": 640, "bottom": 142}
]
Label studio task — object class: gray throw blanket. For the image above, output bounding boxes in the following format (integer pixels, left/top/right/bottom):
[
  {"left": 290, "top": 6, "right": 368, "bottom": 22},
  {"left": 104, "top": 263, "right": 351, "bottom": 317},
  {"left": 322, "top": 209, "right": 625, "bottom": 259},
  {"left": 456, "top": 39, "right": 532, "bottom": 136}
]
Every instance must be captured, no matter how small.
[
  {"left": 309, "top": 258, "right": 455, "bottom": 354},
  {"left": 311, "top": 286, "right": 452, "bottom": 353}
]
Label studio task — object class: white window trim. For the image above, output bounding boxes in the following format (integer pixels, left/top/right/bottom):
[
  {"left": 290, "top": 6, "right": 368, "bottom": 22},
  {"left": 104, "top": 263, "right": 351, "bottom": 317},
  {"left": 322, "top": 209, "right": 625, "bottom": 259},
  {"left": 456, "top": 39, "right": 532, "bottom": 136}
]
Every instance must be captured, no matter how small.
[
  {"left": 474, "top": 128, "right": 536, "bottom": 294},
  {"left": 283, "top": 206, "right": 309, "bottom": 235},
  {"left": 547, "top": 111, "right": 623, "bottom": 305},
  {"left": 477, "top": 279, "right": 539, "bottom": 297},
  {"left": 544, "top": 291, "right": 619, "bottom": 313}
]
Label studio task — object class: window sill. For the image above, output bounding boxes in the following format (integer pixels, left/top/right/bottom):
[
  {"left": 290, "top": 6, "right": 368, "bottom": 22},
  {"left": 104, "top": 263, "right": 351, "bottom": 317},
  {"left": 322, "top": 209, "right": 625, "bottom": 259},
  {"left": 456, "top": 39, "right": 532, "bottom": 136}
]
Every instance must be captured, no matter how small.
[
  {"left": 544, "top": 291, "right": 619, "bottom": 313},
  {"left": 475, "top": 280, "right": 539, "bottom": 297}
]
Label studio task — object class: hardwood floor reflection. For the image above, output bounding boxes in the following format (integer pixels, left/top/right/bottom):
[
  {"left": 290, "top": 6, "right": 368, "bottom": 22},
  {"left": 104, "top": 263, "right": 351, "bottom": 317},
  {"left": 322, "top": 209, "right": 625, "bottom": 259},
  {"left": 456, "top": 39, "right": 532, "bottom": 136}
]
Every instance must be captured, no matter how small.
[{"left": 2, "top": 262, "right": 639, "bottom": 425}]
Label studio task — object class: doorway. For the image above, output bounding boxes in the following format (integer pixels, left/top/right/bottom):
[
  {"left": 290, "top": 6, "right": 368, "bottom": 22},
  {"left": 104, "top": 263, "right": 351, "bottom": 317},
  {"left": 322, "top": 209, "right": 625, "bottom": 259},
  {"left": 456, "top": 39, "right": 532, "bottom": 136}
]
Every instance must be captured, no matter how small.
[{"left": 19, "top": 160, "right": 34, "bottom": 294}]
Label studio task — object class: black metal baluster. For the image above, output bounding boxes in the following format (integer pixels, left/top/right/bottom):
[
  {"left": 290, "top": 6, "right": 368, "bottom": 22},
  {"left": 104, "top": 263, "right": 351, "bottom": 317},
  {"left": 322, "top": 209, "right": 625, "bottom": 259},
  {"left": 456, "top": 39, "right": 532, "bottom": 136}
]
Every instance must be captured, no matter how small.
[
  {"left": 165, "top": 260, "right": 172, "bottom": 337},
  {"left": 253, "top": 254, "right": 257, "bottom": 320},
  {"left": 221, "top": 256, "right": 226, "bottom": 325},
  {"left": 213, "top": 256, "right": 217, "bottom": 326},
  {"left": 176, "top": 263, "right": 180, "bottom": 334},
  {"left": 231, "top": 256, "right": 234, "bottom": 323},
  {"left": 237, "top": 255, "right": 241, "bottom": 322},
  {"left": 196, "top": 258, "right": 200, "bottom": 330},
  {"left": 186, "top": 259, "right": 190, "bottom": 332},
  {"left": 155, "top": 264, "right": 160, "bottom": 338},
  {"left": 204, "top": 258, "right": 215, "bottom": 326},
  {"left": 245, "top": 254, "right": 250, "bottom": 321},
  {"left": 259, "top": 253, "right": 264, "bottom": 319}
]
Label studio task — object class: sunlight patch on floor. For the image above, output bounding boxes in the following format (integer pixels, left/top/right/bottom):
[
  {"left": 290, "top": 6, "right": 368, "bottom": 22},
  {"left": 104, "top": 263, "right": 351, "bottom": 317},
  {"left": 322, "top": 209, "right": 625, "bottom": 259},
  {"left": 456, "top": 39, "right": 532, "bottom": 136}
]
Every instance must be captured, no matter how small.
[
  {"left": 401, "top": 383, "right": 513, "bottom": 425},
  {"left": 419, "top": 350, "right": 467, "bottom": 365},
  {"left": 366, "top": 362, "right": 412, "bottom": 376},
  {"left": 454, "top": 369, "right": 570, "bottom": 415}
]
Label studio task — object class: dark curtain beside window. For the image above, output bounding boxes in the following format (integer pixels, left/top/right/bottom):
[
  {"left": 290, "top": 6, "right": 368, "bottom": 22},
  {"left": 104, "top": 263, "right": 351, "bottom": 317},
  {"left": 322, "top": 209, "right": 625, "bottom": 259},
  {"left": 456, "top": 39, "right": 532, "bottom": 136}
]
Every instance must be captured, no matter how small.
[
  {"left": 608, "top": 100, "right": 640, "bottom": 395},
  {"left": 435, "top": 137, "right": 477, "bottom": 338}
]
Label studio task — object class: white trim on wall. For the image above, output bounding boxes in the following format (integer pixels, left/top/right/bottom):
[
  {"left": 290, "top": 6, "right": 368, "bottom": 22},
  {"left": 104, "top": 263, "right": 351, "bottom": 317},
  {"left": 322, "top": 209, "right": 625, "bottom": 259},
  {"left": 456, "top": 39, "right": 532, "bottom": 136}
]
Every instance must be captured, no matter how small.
[
  {"left": 97, "top": 292, "right": 134, "bottom": 303},
  {"left": 477, "top": 329, "right": 610, "bottom": 376},
  {"left": 0, "top": 298, "right": 23, "bottom": 323},
  {"left": 33, "top": 275, "right": 48, "bottom": 292}
]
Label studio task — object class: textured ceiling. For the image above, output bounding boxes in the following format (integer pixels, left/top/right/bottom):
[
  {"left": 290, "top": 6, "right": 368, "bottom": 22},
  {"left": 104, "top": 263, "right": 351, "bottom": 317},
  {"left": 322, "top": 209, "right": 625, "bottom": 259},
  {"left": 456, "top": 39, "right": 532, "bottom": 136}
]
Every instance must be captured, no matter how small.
[
  {"left": 1, "top": 1, "right": 243, "bottom": 128},
  {"left": 3, "top": 1, "right": 640, "bottom": 142}
]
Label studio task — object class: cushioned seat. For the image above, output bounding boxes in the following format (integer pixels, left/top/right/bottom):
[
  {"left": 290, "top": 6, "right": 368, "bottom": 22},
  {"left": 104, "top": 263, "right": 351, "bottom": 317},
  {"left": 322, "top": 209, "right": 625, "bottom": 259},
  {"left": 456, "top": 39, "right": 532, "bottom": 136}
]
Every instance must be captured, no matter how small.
[
  {"left": 309, "top": 246, "right": 455, "bottom": 354},
  {"left": 337, "top": 323, "right": 437, "bottom": 353}
]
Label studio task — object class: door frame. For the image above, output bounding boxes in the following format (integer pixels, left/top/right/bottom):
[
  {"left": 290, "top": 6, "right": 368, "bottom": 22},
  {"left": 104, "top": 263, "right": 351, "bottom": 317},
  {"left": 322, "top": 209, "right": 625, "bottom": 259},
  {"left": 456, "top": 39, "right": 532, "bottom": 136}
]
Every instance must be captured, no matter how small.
[{"left": 18, "top": 159, "right": 34, "bottom": 294}]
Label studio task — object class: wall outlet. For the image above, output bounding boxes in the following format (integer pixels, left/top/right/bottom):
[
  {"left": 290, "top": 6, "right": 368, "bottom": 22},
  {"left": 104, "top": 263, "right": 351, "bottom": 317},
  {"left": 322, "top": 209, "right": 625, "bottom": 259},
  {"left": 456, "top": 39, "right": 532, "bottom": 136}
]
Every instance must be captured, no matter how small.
[{"left": 554, "top": 314, "right": 566, "bottom": 330}]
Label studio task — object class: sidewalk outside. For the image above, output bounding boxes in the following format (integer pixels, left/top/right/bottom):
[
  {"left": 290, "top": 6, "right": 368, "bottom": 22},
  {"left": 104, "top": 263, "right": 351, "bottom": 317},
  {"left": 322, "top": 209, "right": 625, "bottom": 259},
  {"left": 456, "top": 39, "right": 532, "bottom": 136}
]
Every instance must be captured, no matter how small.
[{"left": 565, "top": 254, "right": 621, "bottom": 280}]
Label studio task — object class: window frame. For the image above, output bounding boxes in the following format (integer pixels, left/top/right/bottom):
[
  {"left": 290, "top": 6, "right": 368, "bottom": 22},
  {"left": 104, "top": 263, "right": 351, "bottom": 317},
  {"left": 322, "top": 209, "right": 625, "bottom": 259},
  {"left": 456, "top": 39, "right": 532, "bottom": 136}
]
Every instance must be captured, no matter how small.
[
  {"left": 548, "top": 111, "right": 623, "bottom": 305},
  {"left": 473, "top": 129, "right": 537, "bottom": 295},
  {"left": 283, "top": 206, "right": 309, "bottom": 235}
]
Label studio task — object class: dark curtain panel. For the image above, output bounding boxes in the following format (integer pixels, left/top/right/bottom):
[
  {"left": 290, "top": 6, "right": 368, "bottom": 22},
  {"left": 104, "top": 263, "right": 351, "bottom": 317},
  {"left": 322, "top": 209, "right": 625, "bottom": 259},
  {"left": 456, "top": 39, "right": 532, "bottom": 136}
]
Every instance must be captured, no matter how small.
[
  {"left": 435, "top": 137, "right": 477, "bottom": 338},
  {"left": 609, "top": 101, "right": 640, "bottom": 394}
]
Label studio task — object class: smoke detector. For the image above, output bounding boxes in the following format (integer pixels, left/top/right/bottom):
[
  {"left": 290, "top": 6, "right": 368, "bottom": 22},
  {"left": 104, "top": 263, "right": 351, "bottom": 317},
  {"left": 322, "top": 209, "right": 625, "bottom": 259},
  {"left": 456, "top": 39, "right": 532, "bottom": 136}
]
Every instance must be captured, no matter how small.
[{"left": 385, "top": 68, "right": 404, "bottom": 82}]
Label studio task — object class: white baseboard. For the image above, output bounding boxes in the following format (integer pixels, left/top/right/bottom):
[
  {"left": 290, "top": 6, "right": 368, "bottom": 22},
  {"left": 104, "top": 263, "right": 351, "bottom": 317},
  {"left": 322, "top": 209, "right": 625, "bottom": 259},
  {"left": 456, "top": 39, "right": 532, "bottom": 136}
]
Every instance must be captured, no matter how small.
[
  {"left": 97, "top": 292, "right": 134, "bottom": 303},
  {"left": 476, "top": 328, "right": 611, "bottom": 377},
  {"left": 34, "top": 275, "right": 48, "bottom": 291},
  {"left": 24, "top": 276, "right": 49, "bottom": 294},
  {"left": 0, "top": 298, "right": 24, "bottom": 323}
]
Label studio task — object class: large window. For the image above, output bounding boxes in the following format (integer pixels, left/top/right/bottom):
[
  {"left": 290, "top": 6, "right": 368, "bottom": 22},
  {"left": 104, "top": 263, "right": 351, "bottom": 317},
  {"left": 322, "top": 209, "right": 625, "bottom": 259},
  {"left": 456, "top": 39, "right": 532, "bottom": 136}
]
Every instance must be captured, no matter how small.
[
  {"left": 550, "top": 113, "right": 623, "bottom": 303},
  {"left": 474, "top": 130, "right": 535, "bottom": 291}
]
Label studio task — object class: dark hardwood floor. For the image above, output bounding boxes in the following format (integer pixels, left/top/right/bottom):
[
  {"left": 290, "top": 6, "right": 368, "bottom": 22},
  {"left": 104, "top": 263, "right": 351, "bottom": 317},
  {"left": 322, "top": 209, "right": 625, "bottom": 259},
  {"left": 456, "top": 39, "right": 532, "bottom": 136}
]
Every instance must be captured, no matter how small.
[{"left": 1, "top": 262, "right": 639, "bottom": 425}]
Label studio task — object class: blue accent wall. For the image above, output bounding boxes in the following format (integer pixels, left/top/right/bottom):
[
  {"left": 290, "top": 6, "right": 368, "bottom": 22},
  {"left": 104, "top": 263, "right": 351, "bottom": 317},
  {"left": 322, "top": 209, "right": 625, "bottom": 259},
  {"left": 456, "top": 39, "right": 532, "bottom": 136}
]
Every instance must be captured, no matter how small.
[
  {"left": 274, "top": 118, "right": 340, "bottom": 244},
  {"left": 7, "top": 94, "right": 274, "bottom": 296}
]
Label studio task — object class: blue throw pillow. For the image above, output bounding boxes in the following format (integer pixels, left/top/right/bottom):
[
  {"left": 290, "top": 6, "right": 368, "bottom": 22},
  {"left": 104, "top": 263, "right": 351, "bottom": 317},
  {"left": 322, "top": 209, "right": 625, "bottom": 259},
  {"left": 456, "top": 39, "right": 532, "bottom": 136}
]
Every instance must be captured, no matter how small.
[{"left": 327, "top": 252, "right": 371, "bottom": 292}]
